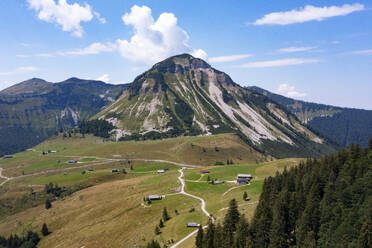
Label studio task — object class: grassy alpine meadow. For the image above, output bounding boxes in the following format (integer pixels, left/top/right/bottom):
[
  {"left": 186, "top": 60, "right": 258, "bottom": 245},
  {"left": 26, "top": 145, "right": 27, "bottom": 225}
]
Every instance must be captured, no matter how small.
[{"left": 0, "top": 133, "right": 304, "bottom": 247}]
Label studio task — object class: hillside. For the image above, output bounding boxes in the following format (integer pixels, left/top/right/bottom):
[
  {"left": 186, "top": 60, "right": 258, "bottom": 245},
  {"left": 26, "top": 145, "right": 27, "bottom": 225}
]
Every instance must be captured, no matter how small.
[
  {"left": 0, "top": 78, "right": 127, "bottom": 157},
  {"left": 96, "top": 54, "right": 335, "bottom": 158},
  {"left": 248, "top": 86, "right": 372, "bottom": 148},
  {"left": 0, "top": 132, "right": 302, "bottom": 248},
  {"left": 192, "top": 140, "right": 372, "bottom": 248}
]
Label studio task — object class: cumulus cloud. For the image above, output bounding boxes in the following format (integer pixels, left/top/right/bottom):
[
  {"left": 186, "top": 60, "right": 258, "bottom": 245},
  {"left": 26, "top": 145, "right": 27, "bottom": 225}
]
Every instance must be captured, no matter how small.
[
  {"left": 252, "top": 3, "right": 364, "bottom": 25},
  {"left": 0, "top": 66, "right": 39, "bottom": 76},
  {"left": 209, "top": 54, "right": 252, "bottom": 63},
  {"left": 276, "top": 84, "right": 307, "bottom": 98},
  {"left": 278, "top": 46, "right": 316, "bottom": 53},
  {"left": 351, "top": 49, "right": 372, "bottom": 55},
  {"left": 235, "top": 58, "right": 320, "bottom": 68},
  {"left": 116, "top": 5, "right": 207, "bottom": 64},
  {"left": 27, "top": 0, "right": 105, "bottom": 37}
]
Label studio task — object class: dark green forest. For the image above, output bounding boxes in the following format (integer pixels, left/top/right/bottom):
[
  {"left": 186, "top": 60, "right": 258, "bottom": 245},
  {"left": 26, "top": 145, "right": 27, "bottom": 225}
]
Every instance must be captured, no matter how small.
[{"left": 196, "top": 140, "right": 372, "bottom": 248}]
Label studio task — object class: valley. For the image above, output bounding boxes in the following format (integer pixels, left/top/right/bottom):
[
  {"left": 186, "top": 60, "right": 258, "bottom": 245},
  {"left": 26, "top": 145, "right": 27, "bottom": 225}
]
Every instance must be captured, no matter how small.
[{"left": 0, "top": 133, "right": 301, "bottom": 247}]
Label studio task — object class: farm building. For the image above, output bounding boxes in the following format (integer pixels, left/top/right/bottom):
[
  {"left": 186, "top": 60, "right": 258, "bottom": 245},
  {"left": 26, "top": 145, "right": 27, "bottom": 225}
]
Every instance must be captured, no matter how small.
[
  {"left": 148, "top": 195, "right": 163, "bottom": 200},
  {"left": 67, "top": 160, "right": 78, "bottom": 164},
  {"left": 163, "top": 168, "right": 169, "bottom": 171},
  {"left": 3, "top": 155, "right": 13, "bottom": 159},
  {"left": 157, "top": 169, "right": 165, "bottom": 173},
  {"left": 111, "top": 168, "right": 119, "bottom": 173},
  {"left": 213, "top": 180, "right": 224, "bottom": 185},
  {"left": 187, "top": 222, "right": 200, "bottom": 228},
  {"left": 237, "top": 174, "right": 253, "bottom": 184},
  {"left": 88, "top": 168, "right": 94, "bottom": 172},
  {"left": 200, "top": 169, "right": 210, "bottom": 174}
]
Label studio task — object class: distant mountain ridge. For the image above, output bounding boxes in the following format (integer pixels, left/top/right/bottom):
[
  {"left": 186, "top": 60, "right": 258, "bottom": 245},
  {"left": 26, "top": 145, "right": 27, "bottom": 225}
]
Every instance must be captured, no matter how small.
[
  {"left": 248, "top": 86, "right": 372, "bottom": 147},
  {"left": 95, "top": 54, "right": 336, "bottom": 158},
  {"left": 0, "top": 78, "right": 128, "bottom": 156}
]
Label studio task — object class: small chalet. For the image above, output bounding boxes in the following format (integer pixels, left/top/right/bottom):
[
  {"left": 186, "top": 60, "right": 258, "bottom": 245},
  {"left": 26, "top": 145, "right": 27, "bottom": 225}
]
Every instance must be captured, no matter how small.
[
  {"left": 111, "top": 168, "right": 119, "bottom": 173},
  {"left": 163, "top": 168, "right": 169, "bottom": 171},
  {"left": 3, "top": 155, "right": 13, "bottom": 159},
  {"left": 148, "top": 195, "right": 163, "bottom": 200},
  {"left": 187, "top": 222, "right": 200, "bottom": 228},
  {"left": 237, "top": 174, "right": 253, "bottom": 184},
  {"left": 67, "top": 160, "right": 78, "bottom": 164},
  {"left": 200, "top": 169, "right": 210, "bottom": 174},
  {"left": 157, "top": 169, "right": 165, "bottom": 173}
]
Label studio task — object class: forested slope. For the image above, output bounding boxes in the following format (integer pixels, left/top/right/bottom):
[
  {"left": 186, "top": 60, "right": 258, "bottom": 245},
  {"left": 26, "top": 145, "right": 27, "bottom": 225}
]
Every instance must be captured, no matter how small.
[{"left": 195, "top": 139, "right": 372, "bottom": 248}]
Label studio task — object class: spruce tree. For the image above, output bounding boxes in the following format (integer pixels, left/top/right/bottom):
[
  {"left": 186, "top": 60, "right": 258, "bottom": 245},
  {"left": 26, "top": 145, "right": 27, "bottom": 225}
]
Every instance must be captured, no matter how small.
[
  {"left": 195, "top": 225, "right": 204, "bottom": 248},
  {"left": 146, "top": 240, "right": 161, "bottom": 248},
  {"left": 225, "top": 199, "right": 240, "bottom": 231},
  {"left": 213, "top": 223, "right": 223, "bottom": 248},
  {"left": 162, "top": 207, "right": 170, "bottom": 221},
  {"left": 159, "top": 219, "right": 164, "bottom": 228},
  {"left": 45, "top": 199, "right": 52, "bottom": 209},
  {"left": 243, "top": 192, "right": 248, "bottom": 201},
  {"left": 41, "top": 223, "right": 50, "bottom": 236},
  {"left": 234, "top": 215, "right": 250, "bottom": 248},
  {"left": 203, "top": 221, "right": 215, "bottom": 248},
  {"left": 154, "top": 226, "right": 161, "bottom": 235},
  {"left": 358, "top": 215, "right": 372, "bottom": 248}
]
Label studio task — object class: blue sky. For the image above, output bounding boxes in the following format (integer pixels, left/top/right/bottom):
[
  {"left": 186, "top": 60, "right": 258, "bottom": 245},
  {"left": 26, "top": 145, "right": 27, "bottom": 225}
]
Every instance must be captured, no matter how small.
[{"left": 1, "top": 0, "right": 372, "bottom": 109}]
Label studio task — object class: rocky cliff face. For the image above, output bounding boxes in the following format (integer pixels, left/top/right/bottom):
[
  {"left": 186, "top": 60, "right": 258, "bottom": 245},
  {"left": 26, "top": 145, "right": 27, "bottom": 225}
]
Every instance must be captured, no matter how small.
[{"left": 96, "top": 54, "right": 335, "bottom": 158}]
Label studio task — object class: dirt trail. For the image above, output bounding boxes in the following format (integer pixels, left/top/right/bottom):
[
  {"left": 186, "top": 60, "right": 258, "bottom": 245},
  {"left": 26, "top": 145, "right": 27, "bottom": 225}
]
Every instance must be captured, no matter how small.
[{"left": 171, "top": 169, "right": 214, "bottom": 248}]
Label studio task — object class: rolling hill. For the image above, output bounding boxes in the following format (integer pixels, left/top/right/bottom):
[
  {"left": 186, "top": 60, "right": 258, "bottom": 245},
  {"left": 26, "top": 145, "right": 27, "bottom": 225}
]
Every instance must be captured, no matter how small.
[
  {"left": 0, "top": 78, "right": 127, "bottom": 157},
  {"left": 248, "top": 86, "right": 372, "bottom": 147},
  {"left": 95, "top": 54, "right": 335, "bottom": 158}
]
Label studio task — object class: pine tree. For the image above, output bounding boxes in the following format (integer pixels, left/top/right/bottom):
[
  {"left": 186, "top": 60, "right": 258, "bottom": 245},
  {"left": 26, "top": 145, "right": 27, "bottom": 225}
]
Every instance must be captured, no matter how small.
[
  {"left": 203, "top": 221, "right": 215, "bottom": 248},
  {"left": 41, "top": 223, "right": 50, "bottom": 236},
  {"left": 243, "top": 191, "right": 248, "bottom": 201},
  {"left": 195, "top": 225, "right": 204, "bottom": 248},
  {"left": 214, "top": 223, "right": 223, "bottom": 248},
  {"left": 154, "top": 226, "right": 161, "bottom": 235},
  {"left": 162, "top": 207, "right": 170, "bottom": 221},
  {"left": 358, "top": 215, "right": 372, "bottom": 248},
  {"left": 159, "top": 219, "right": 164, "bottom": 228},
  {"left": 234, "top": 215, "right": 250, "bottom": 248},
  {"left": 225, "top": 199, "right": 240, "bottom": 231},
  {"left": 45, "top": 199, "right": 52, "bottom": 209},
  {"left": 146, "top": 240, "right": 161, "bottom": 248}
]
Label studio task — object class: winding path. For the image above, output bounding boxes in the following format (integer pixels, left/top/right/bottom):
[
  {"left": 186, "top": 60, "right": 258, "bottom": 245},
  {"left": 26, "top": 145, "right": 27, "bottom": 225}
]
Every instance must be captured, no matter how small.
[
  {"left": 0, "top": 158, "right": 200, "bottom": 187},
  {"left": 170, "top": 169, "right": 214, "bottom": 248},
  {"left": 0, "top": 168, "right": 12, "bottom": 186}
]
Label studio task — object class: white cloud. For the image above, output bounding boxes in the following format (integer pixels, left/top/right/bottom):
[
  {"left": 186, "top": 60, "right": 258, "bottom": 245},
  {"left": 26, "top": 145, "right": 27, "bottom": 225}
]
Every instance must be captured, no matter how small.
[
  {"left": 278, "top": 46, "right": 316, "bottom": 53},
  {"left": 96, "top": 74, "right": 110, "bottom": 82},
  {"left": 116, "top": 5, "right": 206, "bottom": 65},
  {"left": 276, "top": 83, "right": 307, "bottom": 98},
  {"left": 94, "top": 11, "right": 106, "bottom": 24},
  {"left": 60, "top": 42, "right": 116, "bottom": 56},
  {"left": 0, "top": 66, "right": 39, "bottom": 76},
  {"left": 252, "top": 3, "right": 364, "bottom": 25},
  {"left": 351, "top": 49, "right": 372, "bottom": 55},
  {"left": 27, "top": 0, "right": 104, "bottom": 37},
  {"left": 235, "top": 58, "right": 320, "bottom": 68},
  {"left": 209, "top": 54, "right": 252, "bottom": 63},
  {"left": 331, "top": 40, "right": 340, "bottom": 44}
]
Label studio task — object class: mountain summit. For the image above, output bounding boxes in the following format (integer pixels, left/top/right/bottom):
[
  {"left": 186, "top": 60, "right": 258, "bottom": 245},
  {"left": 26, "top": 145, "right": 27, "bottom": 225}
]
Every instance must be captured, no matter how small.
[{"left": 96, "top": 54, "right": 335, "bottom": 158}]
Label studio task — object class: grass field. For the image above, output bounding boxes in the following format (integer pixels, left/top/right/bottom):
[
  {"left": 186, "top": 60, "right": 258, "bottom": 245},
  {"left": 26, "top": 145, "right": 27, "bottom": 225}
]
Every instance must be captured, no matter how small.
[{"left": 0, "top": 133, "right": 303, "bottom": 247}]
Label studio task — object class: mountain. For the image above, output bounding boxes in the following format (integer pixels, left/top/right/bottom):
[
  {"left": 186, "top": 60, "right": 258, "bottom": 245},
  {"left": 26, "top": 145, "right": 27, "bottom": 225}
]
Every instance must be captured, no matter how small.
[
  {"left": 0, "top": 78, "right": 127, "bottom": 156},
  {"left": 95, "top": 54, "right": 336, "bottom": 158},
  {"left": 248, "top": 86, "right": 372, "bottom": 148}
]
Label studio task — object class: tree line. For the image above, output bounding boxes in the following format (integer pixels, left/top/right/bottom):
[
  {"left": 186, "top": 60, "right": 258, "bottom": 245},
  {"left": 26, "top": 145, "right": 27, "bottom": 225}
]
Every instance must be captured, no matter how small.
[{"left": 195, "top": 139, "right": 372, "bottom": 248}]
